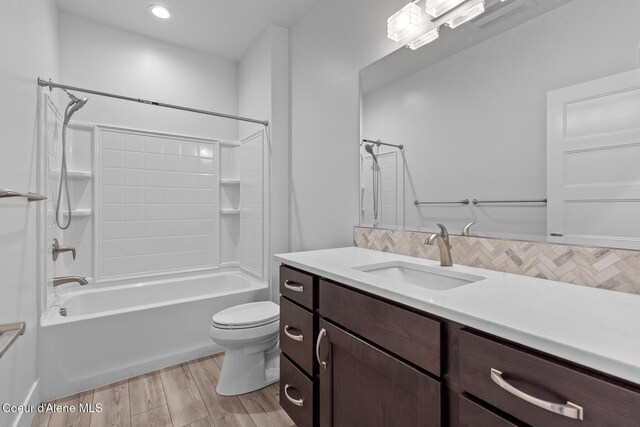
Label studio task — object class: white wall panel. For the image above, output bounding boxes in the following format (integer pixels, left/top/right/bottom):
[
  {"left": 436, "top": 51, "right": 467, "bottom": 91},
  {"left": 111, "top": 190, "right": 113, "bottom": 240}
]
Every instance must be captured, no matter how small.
[{"left": 97, "top": 128, "right": 219, "bottom": 280}]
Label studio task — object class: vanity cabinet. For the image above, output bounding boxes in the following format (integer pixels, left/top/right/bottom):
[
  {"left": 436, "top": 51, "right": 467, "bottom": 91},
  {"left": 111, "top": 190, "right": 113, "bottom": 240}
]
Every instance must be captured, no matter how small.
[
  {"left": 278, "top": 263, "right": 640, "bottom": 427},
  {"left": 459, "top": 330, "right": 640, "bottom": 426},
  {"left": 280, "top": 265, "right": 442, "bottom": 427},
  {"left": 316, "top": 319, "right": 441, "bottom": 427},
  {"left": 279, "top": 265, "right": 317, "bottom": 427}
]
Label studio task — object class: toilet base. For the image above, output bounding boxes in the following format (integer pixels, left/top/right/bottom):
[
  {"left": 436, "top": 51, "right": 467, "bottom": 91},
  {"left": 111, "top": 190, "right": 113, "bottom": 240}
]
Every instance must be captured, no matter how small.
[{"left": 216, "top": 344, "right": 280, "bottom": 396}]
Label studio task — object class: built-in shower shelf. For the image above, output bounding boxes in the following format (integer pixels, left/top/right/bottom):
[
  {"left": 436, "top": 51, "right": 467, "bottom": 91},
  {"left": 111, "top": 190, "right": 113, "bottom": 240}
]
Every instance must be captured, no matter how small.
[
  {"left": 68, "top": 171, "right": 93, "bottom": 180},
  {"left": 49, "top": 171, "right": 93, "bottom": 180},
  {"left": 63, "top": 209, "right": 93, "bottom": 218},
  {"left": 220, "top": 209, "right": 240, "bottom": 215},
  {"left": 220, "top": 179, "right": 241, "bottom": 186}
]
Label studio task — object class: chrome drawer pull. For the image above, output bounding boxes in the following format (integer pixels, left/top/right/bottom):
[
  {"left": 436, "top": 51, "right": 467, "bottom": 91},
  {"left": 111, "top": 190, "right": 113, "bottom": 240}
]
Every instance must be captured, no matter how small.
[
  {"left": 316, "top": 328, "right": 327, "bottom": 370},
  {"left": 284, "top": 325, "right": 304, "bottom": 342},
  {"left": 284, "top": 280, "right": 304, "bottom": 292},
  {"left": 490, "top": 369, "right": 584, "bottom": 420},
  {"left": 284, "top": 384, "right": 304, "bottom": 407}
]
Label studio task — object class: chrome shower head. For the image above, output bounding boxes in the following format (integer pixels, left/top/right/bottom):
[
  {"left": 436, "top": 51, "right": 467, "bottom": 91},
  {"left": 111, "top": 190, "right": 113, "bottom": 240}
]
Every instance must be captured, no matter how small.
[
  {"left": 63, "top": 91, "right": 88, "bottom": 125},
  {"left": 364, "top": 143, "right": 378, "bottom": 163}
]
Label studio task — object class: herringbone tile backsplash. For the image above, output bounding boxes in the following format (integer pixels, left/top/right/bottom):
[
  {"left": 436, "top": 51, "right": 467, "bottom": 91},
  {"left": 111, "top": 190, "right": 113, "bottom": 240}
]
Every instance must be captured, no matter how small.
[{"left": 354, "top": 227, "right": 640, "bottom": 295}]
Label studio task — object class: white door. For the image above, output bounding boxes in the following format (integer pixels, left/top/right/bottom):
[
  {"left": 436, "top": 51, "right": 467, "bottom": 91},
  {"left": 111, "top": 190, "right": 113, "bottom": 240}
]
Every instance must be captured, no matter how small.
[{"left": 547, "top": 68, "right": 640, "bottom": 249}]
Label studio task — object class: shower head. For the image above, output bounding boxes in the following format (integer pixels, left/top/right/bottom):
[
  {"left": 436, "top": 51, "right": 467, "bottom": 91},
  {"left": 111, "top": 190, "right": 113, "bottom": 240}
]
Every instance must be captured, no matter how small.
[
  {"left": 63, "top": 91, "right": 88, "bottom": 125},
  {"left": 364, "top": 143, "right": 378, "bottom": 163}
]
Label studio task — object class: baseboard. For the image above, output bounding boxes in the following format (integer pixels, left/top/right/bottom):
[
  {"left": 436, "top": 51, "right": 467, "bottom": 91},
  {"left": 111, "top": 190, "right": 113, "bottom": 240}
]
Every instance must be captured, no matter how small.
[{"left": 13, "top": 379, "right": 40, "bottom": 427}]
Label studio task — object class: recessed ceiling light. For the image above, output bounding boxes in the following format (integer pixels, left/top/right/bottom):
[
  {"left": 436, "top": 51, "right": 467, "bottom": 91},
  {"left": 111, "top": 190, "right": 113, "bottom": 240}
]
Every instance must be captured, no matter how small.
[{"left": 149, "top": 5, "right": 172, "bottom": 19}]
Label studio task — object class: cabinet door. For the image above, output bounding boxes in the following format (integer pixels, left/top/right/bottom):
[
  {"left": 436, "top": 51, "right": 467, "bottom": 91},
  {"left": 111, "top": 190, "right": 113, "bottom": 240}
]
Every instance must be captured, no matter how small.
[{"left": 317, "top": 319, "right": 441, "bottom": 427}]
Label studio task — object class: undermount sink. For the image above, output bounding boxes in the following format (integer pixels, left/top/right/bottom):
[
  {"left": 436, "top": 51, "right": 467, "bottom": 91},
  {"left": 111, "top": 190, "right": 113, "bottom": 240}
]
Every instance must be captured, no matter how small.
[{"left": 353, "top": 261, "right": 485, "bottom": 291}]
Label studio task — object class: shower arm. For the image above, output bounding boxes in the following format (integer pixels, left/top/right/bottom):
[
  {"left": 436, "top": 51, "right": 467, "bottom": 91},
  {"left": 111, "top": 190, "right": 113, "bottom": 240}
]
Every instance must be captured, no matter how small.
[
  {"left": 37, "top": 77, "right": 269, "bottom": 127},
  {"left": 362, "top": 139, "right": 404, "bottom": 150}
]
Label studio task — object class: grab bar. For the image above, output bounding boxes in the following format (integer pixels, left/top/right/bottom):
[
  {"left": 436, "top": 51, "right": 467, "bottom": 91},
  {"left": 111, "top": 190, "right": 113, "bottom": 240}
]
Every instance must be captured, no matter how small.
[
  {"left": 414, "top": 199, "right": 470, "bottom": 206},
  {"left": 0, "top": 188, "right": 47, "bottom": 202},
  {"left": 0, "top": 322, "right": 26, "bottom": 359},
  {"left": 473, "top": 198, "right": 547, "bottom": 205}
]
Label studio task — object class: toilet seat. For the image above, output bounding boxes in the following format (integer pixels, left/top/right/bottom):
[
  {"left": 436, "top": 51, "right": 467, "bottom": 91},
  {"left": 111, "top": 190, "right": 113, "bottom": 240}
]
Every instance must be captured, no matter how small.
[{"left": 212, "top": 301, "right": 279, "bottom": 329}]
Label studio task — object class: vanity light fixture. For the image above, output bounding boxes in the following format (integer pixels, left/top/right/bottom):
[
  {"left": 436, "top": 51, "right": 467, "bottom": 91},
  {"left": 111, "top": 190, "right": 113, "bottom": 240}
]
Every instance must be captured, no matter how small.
[
  {"left": 149, "top": 5, "right": 172, "bottom": 19},
  {"left": 407, "top": 27, "right": 440, "bottom": 50},
  {"left": 424, "top": 0, "right": 467, "bottom": 19},
  {"left": 387, "top": 2, "right": 422, "bottom": 42},
  {"left": 445, "top": 1, "right": 485, "bottom": 29}
]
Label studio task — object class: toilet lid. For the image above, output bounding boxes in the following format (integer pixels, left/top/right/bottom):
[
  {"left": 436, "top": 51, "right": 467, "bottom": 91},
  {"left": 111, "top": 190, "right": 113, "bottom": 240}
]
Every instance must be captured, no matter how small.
[{"left": 212, "top": 301, "right": 279, "bottom": 328}]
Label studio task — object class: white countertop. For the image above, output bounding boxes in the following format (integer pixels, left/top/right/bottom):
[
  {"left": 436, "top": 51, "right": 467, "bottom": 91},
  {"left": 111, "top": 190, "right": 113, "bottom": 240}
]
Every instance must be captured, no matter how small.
[{"left": 274, "top": 247, "right": 640, "bottom": 385}]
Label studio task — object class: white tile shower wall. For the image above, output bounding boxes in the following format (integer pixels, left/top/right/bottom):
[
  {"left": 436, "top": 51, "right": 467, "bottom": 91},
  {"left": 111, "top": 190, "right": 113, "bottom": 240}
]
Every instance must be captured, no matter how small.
[
  {"left": 98, "top": 128, "right": 219, "bottom": 279},
  {"left": 240, "top": 131, "right": 264, "bottom": 277}
]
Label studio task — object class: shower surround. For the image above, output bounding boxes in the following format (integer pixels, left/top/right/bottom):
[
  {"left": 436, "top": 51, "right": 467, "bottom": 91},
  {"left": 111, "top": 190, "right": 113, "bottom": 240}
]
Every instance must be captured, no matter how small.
[{"left": 38, "top": 90, "right": 270, "bottom": 399}]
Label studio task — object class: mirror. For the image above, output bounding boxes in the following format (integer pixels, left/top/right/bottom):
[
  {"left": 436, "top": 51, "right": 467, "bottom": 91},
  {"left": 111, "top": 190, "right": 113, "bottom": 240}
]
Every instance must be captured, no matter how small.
[{"left": 359, "top": 0, "right": 640, "bottom": 249}]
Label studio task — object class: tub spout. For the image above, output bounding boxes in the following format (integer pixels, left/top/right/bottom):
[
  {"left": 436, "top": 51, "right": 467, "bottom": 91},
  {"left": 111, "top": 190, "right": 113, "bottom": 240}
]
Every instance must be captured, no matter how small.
[{"left": 53, "top": 276, "right": 88, "bottom": 287}]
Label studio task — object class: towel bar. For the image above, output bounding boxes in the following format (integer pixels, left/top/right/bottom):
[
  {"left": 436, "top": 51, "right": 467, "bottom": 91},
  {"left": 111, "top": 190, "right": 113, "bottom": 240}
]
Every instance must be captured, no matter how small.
[
  {"left": 0, "top": 322, "right": 26, "bottom": 358},
  {"left": 0, "top": 188, "right": 47, "bottom": 202}
]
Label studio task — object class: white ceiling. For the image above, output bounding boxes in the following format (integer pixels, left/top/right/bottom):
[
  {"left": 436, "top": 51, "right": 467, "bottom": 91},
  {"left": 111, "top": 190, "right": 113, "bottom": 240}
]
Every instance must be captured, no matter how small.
[{"left": 56, "top": 0, "right": 318, "bottom": 62}]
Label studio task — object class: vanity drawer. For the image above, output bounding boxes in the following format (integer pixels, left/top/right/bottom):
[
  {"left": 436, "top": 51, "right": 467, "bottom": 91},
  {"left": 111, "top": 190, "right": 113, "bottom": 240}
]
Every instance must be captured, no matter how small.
[
  {"left": 280, "top": 296, "right": 314, "bottom": 374},
  {"left": 459, "top": 394, "right": 522, "bottom": 427},
  {"left": 318, "top": 280, "right": 441, "bottom": 376},
  {"left": 280, "top": 354, "right": 314, "bottom": 427},
  {"left": 459, "top": 330, "right": 640, "bottom": 426},
  {"left": 280, "top": 265, "right": 316, "bottom": 310}
]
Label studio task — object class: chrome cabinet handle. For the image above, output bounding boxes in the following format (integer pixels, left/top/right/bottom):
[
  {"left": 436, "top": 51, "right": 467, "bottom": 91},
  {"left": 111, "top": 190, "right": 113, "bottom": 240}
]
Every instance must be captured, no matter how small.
[
  {"left": 284, "top": 280, "right": 304, "bottom": 292},
  {"left": 284, "top": 384, "right": 304, "bottom": 407},
  {"left": 284, "top": 325, "right": 304, "bottom": 342},
  {"left": 316, "top": 328, "right": 327, "bottom": 370},
  {"left": 490, "top": 369, "right": 584, "bottom": 420}
]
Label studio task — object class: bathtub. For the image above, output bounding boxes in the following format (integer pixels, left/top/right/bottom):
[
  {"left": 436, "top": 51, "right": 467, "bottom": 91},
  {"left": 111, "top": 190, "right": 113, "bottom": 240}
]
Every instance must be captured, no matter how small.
[{"left": 39, "top": 271, "right": 268, "bottom": 401}]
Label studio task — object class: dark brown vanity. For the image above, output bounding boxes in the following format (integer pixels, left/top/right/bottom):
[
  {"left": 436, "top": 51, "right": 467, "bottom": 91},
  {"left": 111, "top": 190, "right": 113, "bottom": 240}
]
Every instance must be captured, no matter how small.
[{"left": 278, "top": 264, "right": 640, "bottom": 426}]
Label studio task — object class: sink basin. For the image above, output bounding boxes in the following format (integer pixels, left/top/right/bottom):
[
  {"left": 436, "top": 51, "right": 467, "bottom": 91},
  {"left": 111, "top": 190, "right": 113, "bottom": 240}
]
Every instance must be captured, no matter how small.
[{"left": 353, "top": 261, "right": 485, "bottom": 291}]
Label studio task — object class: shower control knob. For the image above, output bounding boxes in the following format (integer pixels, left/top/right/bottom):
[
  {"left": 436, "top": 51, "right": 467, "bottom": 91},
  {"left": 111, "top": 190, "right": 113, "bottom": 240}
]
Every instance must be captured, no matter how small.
[{"left": 52, "top": 238, "right": 76, "bottom": 261}]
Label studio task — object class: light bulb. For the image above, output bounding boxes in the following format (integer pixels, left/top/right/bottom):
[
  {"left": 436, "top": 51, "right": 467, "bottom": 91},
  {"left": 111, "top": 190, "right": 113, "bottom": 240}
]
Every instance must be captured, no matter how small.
[
  {"left": 150, "top": 5, "right": 172, "bottom": 19},
  {"left": 387, "top": 3, "right": 422, "bottom": 42},
  {"left": 407, "top": 28, "right": 440, "bottom": 50}
]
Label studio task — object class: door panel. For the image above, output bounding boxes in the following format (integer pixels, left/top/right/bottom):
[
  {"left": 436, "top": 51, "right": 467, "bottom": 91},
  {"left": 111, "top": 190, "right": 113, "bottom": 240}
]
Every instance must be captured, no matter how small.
[
  {"left": 547, "top": 69, "right": 640, "bottom": 249},
  {"left": 318, "top": 319, "right": 441, "bottom": 427}
]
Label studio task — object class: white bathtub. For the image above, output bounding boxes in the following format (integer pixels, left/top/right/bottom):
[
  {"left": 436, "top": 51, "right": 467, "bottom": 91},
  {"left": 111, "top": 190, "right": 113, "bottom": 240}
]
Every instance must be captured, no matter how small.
[{"left": 39, "top": 271, "right": 268, "bottom": 401}]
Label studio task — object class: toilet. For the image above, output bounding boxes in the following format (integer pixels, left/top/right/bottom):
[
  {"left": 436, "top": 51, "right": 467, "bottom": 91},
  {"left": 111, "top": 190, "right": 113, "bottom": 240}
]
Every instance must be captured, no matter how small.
[{"left": 209, "top": 301, "right": 280, "bottom": 396}]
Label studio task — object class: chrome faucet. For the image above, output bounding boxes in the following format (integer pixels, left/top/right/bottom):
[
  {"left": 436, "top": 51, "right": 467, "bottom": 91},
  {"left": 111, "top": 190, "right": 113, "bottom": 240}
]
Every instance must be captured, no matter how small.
[
  {"left": 52, "top": 238, "right": 76, "bottom": 261},
  {"left": 425, "top": 224, "right": 453, "bottom": 267},
  {"left": 53, "top": 276, "right": 88, "bottom": 287}
]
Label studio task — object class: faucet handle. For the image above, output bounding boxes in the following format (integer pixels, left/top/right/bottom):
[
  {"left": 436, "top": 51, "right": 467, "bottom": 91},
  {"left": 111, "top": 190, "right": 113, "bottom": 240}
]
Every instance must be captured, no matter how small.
[
  {"left": 52, "top": 238, "right": 76, "bottom": 261},
  {"left": 462, "top": 221, "right": 476, "bottom": 236}
]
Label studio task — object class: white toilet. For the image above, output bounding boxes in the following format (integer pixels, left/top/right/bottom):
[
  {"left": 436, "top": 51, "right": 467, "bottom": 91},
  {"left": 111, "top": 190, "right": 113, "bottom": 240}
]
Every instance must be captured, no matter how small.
[{"left": 209, "top": 301, "right": 280, "bottom": 396}]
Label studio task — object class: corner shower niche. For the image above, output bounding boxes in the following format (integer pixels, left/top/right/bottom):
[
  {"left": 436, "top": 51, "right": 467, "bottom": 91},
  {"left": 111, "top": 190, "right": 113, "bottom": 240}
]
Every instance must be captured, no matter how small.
[
  {"left": 41, "top": 92, "right": 268, "bottom": 311},
  {"left": 220, "top": 144, "right": 241, "bottom": 267}
]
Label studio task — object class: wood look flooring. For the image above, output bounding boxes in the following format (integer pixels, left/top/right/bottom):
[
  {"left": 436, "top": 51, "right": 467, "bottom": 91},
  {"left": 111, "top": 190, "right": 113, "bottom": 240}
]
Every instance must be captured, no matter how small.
[{"left": 32, "top": 354, "right": 295, "bottom": 427}]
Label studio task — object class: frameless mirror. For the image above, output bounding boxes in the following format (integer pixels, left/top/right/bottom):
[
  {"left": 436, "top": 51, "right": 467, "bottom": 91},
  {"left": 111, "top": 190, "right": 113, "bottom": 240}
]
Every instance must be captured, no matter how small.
[{"left": 359, "top": 0, "right": 640, "bottom": 249}]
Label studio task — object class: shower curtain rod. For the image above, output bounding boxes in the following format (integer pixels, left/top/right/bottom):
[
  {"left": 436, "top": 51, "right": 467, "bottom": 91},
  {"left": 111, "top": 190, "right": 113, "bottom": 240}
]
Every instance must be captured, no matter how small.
[
  {"left": 37, "top": 77, "right": 269, "bottom": 127},
  {"left": 362, "top": 138, "right": 404, "bottom": 150}
]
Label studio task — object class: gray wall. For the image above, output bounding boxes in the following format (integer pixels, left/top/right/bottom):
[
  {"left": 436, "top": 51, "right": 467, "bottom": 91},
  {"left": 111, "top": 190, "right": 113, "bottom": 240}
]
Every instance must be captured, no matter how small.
[{"left": 289, "top": 0, "right": 407, "bottom": 250}]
